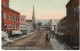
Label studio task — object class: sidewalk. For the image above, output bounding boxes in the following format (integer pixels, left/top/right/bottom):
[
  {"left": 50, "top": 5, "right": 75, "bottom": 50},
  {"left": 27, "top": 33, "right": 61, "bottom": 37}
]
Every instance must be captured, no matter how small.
[
  {"left": 2, "top": 31, "right": 37, "bottom": 45},
  {"left": 61, "top": 43, "right": 72, "bottom": 50},
  {"left": 50, "top": 38, "right": 64, "bottom": 50}
]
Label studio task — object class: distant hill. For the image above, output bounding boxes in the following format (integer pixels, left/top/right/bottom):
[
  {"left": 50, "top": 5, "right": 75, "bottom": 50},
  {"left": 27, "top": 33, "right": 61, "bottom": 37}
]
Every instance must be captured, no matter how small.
[{"left": 35, "top": 19, "right": 60, "bottom": 26}]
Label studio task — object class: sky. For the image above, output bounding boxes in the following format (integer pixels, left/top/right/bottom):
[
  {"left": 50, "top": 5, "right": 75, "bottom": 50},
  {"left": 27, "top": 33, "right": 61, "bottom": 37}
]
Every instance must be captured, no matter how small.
[{"left": 9, "top": 0, "right": 69, "bottom": 20}]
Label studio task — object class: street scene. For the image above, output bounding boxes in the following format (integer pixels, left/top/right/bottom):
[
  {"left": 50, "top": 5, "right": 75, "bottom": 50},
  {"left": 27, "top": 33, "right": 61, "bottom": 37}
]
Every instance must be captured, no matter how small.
[
  {"left": 1, "top": 0, "right": 79, "bottom": 50},
  {"left": 2, "top": 28, "right": 53, "bottom": 50}
]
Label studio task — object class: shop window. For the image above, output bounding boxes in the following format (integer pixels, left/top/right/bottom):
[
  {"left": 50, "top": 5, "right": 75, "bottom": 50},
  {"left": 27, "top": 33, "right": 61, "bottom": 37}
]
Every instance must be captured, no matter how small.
[
  {"left": 9, "top": 24, "right": 11, "bottom": 29},
  {"left": 4, "top": 24, "right": 7, "bottom": 28},
  {"left": 14, "top": 25, "right": 16, "bottom": 29}
]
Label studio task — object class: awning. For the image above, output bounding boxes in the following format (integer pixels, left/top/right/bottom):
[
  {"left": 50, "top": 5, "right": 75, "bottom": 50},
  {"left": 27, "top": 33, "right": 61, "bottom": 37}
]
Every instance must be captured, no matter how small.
[{"left": 12, "top": 30, "right": 22, "bottom": 35}]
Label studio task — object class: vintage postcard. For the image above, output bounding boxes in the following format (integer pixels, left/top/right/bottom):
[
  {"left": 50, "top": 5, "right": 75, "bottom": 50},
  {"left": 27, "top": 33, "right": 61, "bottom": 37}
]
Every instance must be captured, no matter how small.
[{"left": 1, "top": 0, "right": 79, "bottom": 50}]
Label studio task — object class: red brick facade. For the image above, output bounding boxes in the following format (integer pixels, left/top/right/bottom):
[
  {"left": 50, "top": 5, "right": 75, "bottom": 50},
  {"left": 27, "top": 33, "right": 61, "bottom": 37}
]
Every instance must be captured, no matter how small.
[{"left": 2, "top": 0, "right": 20, "bottom": 31}]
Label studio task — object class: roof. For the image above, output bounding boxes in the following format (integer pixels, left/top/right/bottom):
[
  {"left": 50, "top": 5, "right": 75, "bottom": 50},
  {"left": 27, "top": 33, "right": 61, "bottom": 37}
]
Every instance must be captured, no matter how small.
[
  {"left": 66, "top": 0, "right": 76, "bottom": 7},
  {"left": 26, "top": 20, "right": 32, "bottom": 22},
  {"left": 20, "top": 15, "right": 26, "bottom": 17},
  {"left": 8, "top": 8, "right": 20, "bottom": 14}
]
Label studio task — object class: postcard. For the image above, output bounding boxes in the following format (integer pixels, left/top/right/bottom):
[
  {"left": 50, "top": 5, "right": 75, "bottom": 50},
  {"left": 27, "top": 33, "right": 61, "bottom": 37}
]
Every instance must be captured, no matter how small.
[{"left": 2, "top": 0, "right": 79, "bottom": 50}]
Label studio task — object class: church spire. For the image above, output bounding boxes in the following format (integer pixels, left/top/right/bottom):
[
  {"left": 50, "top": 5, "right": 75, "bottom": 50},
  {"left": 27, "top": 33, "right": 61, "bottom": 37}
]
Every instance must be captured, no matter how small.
[{"left": 32, "top": 5, "right": 35, "bottom": 24}]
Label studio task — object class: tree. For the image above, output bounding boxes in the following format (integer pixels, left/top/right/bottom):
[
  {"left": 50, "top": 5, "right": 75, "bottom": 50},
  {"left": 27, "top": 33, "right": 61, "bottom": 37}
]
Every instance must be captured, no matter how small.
[
  {"left": 33, "top": 23, "right": 36, "bottom": 30},
  {"left": 37, "top": 22, "right": 42, "bottom": 29}
]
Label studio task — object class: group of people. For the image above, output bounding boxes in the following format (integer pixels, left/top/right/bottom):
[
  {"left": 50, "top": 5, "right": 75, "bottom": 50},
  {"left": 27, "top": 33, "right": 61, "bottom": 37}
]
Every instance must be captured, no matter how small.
[
  {"left": 45, "top": 29, "right": 55, "bottom": 42},
  {"left": 45, "top": 20, "right": 55, "bottom": 42}
]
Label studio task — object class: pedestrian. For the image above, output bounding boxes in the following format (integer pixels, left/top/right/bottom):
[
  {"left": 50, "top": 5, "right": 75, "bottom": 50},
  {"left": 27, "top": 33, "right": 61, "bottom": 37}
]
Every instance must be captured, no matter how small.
[
  {"left": 45, "top": 32, "right": 50, "bottom": 42},
  {"left": 51, "top": 31, "right": 55, "bottom": 38}
]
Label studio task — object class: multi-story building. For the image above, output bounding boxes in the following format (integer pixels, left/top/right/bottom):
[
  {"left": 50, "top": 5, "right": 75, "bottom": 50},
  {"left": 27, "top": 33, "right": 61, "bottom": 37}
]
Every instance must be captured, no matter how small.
[
  {"left": 2, "top": 0, "right": 20, "bottom": 31},
  {"left": 66, "top": 0, "right": 79, "bottom": 49},
  {"left": 26, "top": 20, "right": 33, "bottom": 34},
  {"left": 57, "top": 0, "right": 79, "bottom": 49},
  {"left": 20, "top": 15, "right": 27, "bottom": 35}
]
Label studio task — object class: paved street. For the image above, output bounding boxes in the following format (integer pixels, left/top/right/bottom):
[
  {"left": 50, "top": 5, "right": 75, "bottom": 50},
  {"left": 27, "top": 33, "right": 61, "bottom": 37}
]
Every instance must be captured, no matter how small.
[{"left": 2, "top": 28, "right": 53, "bottom": 50}]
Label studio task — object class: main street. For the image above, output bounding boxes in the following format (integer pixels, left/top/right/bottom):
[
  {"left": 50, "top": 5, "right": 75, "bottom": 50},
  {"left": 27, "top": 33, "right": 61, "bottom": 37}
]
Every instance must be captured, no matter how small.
[{"left": 2, "top": 28, "right": 53, "bottom": 50}]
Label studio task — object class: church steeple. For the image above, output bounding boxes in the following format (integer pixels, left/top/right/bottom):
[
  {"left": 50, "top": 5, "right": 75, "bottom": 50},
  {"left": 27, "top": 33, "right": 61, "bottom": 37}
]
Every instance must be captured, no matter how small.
[{"left": 32, "top": 5, "right": 35, "bottom": 24}]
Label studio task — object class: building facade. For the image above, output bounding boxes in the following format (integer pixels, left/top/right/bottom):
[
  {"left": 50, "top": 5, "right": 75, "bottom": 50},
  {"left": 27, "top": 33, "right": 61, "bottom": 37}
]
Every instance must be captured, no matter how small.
[
  {"left": 2, "top": 0, "right": 20, "bottom": 31},
  {"left": 26, "top": 20, "right": 33, "bottom": 34},
  {"left": 66, "top": 0, "right": 79, "bottom": 49},
  {"left": 20, "top": 15, "right": 27, "bottom": 35},
  {"left": 57, "top": 0, "right": 79, "bottom": 49}
]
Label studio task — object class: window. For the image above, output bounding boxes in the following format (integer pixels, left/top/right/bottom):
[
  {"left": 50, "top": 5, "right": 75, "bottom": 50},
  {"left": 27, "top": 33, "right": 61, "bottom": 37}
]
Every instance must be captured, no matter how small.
[
  {"left": 14, "top": 17, "right": 16, "bottom": 21},
  {"left": 11, "top": 24, "right": 12, "bottom": 29},
  {"left": 23, "top": 18, "right": 24, "bottom": 21},
  {"left": 3, "top": 2, "right": 8, "bottom": 7},
  {"left": 9, "top": 24, "right": 11, "bottom": 29},
  {"left": 6, "top": 3, "right": 8, "bottom": 7},
  {"left": 13, "top": 16, "right": 14, "bottom": 21},
  {"left": 13, "top": 25, "right": 14, "bottom": 28},
  {"left": 21, "top": 18, "right": 23, "bottom": 21},
  {"left": 13, "top": 17, "right": 15, "bottom": 21},
  {"left": 77, "top": 6, "right": 79, "bottom": 17},
  {"left": 11, "top": 25, "right": 13, "bottom": 29},
  {"left": 17, "top": 25, "right": 19, "bottom": 28},
  {"left": 77, "top": 6, "right": 79, "bottom": 13},
  {"left": 17, "top": 18, "right": 19, "bottom": 21},
  {"left": 18, "top": 18, "right": 19, "bottom": 21},
  {"left": 10, "top": 16, "right": 12, "bottom": 20},
  {"left": 11, "top": 16, "right": 12, "bottom": 20},
  {"left": 9, "top": 15, "right": 11, "bottom": 20},
  {"left": 16, "top": 25, "right": 17, "bottom": 29},
  {"left": 3, "top": 2, "right": 6, "bottom": 7},
  {"left": 21, "top": 18, "right": 24, "bottom": 21},
  {"left": 15, "top": 25, "right": 16, "bottom": 29},
  {"left": 77, "top": 22, "right": 79, "bottom": 31},
  {"left": 74, "top": 7, "right": 76, "bottom": 17},
  {"left": 12, "top": 16, "right": 13, "bottom": 20},
  {"left": 4, "top": 24, "right": 7, "bottom": 28},
  {"left": 4, "top": 13, "right": 6, "bottom": 19}
]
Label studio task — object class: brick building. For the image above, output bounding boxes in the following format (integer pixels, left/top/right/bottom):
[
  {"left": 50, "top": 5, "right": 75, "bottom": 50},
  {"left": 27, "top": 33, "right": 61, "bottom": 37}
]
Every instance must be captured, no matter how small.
[
  {"left": 2, "top": 0, "right": 20, "bottom": 31},
  {"left": 57, "top": 0, "right": 79, "bottom": 49}
]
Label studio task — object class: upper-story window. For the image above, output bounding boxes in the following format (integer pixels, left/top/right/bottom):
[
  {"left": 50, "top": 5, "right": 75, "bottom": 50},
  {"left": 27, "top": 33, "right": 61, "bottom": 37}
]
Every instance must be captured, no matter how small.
[
  {"left": 13, "top": 17, "right": 15, "bottom": 21},
  {"left": 77, "top": 6, "right": 79, "bottom": 13},
  {"left": 6, "top": 3, "right": 8, "bottom": 7},
  {"left": 3, "top": 2, "right": 8, "bottom": 8},
  {"left": 18, "top": 17, "right": 19, "bottom": 21},
  {"left": 14, "top": 17, "right": 16, "bottom": 21},
  {"left": 77, "top": 6, "right": 79, "bottom": 17},
  {"left": 3, "top": 13, "right": 6, "bottom": 19},
  {"left": 11, "top": 16, "right": 13, "bottom": 20},
  {"left": 3, "top": 2, "right": 6, "bottom": 7},
  {"left": 21, "top": 18, "right": 23, "bottom": 21},
  {"left": 9, "top": 15, "right": 11, "bottom": 20},
  {"left": 73, "top": 7, "right": 76, "bottom": 17}
]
